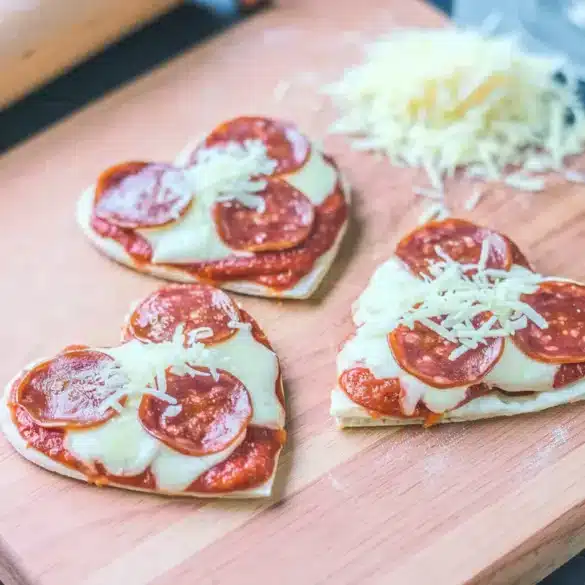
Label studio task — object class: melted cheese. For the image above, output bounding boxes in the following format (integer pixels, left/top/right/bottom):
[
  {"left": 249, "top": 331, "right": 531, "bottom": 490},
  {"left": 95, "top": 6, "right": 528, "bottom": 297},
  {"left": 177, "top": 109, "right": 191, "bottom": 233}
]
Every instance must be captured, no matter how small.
[
  {"left": 101, "top": 334, "right": 223, "bottom": 411},
  {"left": 484, "top": 340, "right": 556, "bottom": 392},
  {"left": 79, "top": 134, "right": 349, "bottom": 298},
  {"left": 335, "top": 254, "right": 562, "bottom": 418},
  {"left": 143, "top": 199, "right": 247, "bottom": 263},
  {"left": 284, "top": 145, "right": 338, "bottom": 205},
  {"left": 352, "top": 257, "right": 425, "bottom": 329},
  {"left": 143, "top": 140, "right": 275, "bottom": 263},
  {"left": 330, "top": 385, "right": 363, "bottom": 415},
  {"left": 205, "top": 328, "right": 284, "bottom": 428},
  {"left": 152, "top": 436, "right": 244, "bottom": 492},
  {"left": 337, "top": 327, "right": 468, "bottom": 415},
  {"left": 416, "top": 382, "right": 467, "bottom": 414},
  {"left": 60, "top": 322, "right": 282, "bottom": 488},
  {"left": 133, "top": 142, "right": 339, "bottom": 264},
  {"left": 65, "top": 399, "right": 246, "bottom": 489},
  {"left": 78, "top": 182, "right": 348, "bottom": 299},
  {"left": 65, "top": 399, "right": 158, "bottom": 476}
]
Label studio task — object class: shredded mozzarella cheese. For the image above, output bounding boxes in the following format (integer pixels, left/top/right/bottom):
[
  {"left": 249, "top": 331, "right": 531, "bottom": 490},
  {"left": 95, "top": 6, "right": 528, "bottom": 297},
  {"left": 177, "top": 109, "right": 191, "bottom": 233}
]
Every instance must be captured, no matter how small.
[
  {"left": 360, "top": 239, "right": 548, "bottom": 360},
  {"left": 394, "top": 240, "right": 548, "bottom": 359},
  {"left": 186, "top": 139, "right": 277, "bottom": 212},
  {"left": 187, "top": 327, "right": 214, "bottom": 345},
  {"left": 161, "top": 404, "right": 183, "bottom": 423},
  {"left": 98, "top": 326, "right": 229, "bottom": 413},
  {"left": 324, "top": 28, "right": 585, "bottom": 192}
]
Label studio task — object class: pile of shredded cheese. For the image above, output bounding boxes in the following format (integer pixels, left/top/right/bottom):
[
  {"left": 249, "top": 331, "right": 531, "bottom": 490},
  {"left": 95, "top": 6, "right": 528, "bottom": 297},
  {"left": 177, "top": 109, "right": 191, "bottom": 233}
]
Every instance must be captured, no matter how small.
[
  {"left": 324, "top": 27, "right": 585, "bottom": 210},
  {"left": 397, "top": 240, "right": 548, "bottom": 360},
  {"left": 186, "top": 139, "right": 277, "bottom": 212}
]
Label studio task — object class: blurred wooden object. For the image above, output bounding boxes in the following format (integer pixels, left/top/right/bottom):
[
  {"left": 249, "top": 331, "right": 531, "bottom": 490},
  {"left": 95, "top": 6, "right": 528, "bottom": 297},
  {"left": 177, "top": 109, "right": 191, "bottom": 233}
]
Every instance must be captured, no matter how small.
[{"left": 0, "top": 0, "right": 182, "bottom": 109}]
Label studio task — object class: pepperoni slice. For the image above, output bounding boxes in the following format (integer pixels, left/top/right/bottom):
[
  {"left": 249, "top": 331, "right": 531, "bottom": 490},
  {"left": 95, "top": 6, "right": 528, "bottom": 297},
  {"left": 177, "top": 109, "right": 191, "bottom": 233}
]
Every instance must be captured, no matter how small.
[
  {"left": 12, "top": 397, "right": 158, "bottom": 487},
  {"left": 139, "top": 368, "right": 252, "bottom": 456},
  {"left": 514, "top": 281, "right": 585, "bottom": 364},
  {"left": 176, "top": 185, "right": 348, "bottom": 288},
  {"left": 389, "top": 314, "right": 504, "bottom": 388},
  {"left": 554, "top": 363, "right": 585, "bottom": 388},
  {"left": 238, "top": 309, "right": 270, "bottom": 350},
  {"left": 188, "top": 426, "right": 285, "bottom": 493},
  {"left": 253, "top": 271, "right": 303, "bottom": 290},
  {"left": 203, "top": 116, "right": 310, "bottom": 175},
  {"left": 59, "top": 344, "right": 91, "bottom": 354},
  {"left": 339, "top": 367, "right": 431, "bottom": 417},
  {"left": 214, "top": 180, "right": 314, "bottom": 252},
  {"left": 16, "top": 350, "right": 127, "bottom": 429},
  {"left": 456, "top": 383, "right": 492, "bottom": 406},
  {"left": 12, "top": 405, "right": 87, "bottom": 470},
  {"left": 338, "top": 368, "right": 488, "bottom": 420},
  {"left": 94, "top": 162, "right": 193, "bottom": 229},
  {"left": 396, "top": 219, "right": 512, "bottom": 276},
  {"left": 124, "top": 283, "right": 241, "bottom": 346},
  {"left": 91, "top": 216, "right": 153, "bottom": 263}
]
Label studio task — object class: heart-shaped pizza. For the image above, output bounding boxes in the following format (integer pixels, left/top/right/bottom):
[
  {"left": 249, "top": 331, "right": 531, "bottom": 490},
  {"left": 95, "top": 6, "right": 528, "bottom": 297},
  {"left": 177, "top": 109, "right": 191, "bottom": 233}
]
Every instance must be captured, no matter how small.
[
  {"left": 332, "top": 218, "right": 585, "bottom": 427},
  {"left": 77, "top": 116, "right": 350, "bottom": 299},
  {"left": 1, "top": 284, "right": 285, "bottom": 497}
]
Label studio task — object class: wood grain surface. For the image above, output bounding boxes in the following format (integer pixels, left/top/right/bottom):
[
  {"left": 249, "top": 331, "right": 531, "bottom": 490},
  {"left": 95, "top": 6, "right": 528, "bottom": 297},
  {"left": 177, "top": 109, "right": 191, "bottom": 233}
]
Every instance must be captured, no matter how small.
[
  {"left": 0, "top": 0, "right": 181, "bottom": 109},
  {"left": 1, "top": 1, "right": 585, "bottom": 584}
]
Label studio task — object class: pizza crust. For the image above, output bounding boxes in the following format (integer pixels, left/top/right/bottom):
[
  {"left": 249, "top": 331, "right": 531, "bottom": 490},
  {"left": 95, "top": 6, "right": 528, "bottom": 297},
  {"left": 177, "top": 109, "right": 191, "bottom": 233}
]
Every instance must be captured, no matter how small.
[
  {"left": 331, "top": 383, "right": 585, "bottom": 428},
  {"left": 0, "top": 369, "right": 284, "bottom": 498},
  {"left": 77, "top": 186, "right": 349, "bottom": 299}
]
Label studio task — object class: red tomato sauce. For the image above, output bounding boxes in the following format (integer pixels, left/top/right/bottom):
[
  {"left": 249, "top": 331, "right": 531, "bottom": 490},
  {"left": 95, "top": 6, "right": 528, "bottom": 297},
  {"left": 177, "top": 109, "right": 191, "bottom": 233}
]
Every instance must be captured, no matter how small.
[
  {"left": 11, "top": 399, "right": 284, "bottom": 494},
  {"left": 9, "top": 319, "right": 285, "bottom": 493},
  {"left": 188, "top": 426, "right": 286, "bottom": 494},
  {"left": 91, "top": 183, "right": 347, "bottom": 291}
]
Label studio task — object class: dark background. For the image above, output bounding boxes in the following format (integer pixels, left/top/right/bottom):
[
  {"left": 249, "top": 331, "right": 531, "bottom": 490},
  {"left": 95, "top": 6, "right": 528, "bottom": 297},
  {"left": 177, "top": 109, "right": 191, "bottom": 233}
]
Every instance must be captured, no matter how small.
[{"left": 1, "top": 0, "right": 584, "bottom": 582}]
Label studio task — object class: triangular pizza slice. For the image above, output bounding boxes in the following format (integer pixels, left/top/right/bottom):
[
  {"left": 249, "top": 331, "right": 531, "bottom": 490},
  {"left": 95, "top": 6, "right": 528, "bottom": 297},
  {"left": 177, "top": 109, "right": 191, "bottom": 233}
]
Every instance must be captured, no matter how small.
[
  {"left": 331, "top": 218, "right": 585, "bottom": 427},
  {"left": 1, "top": 284, "right": 286, "bottom": 497},
  {"left": 77, "top": 116, "right": 350, "bottom": 299}
]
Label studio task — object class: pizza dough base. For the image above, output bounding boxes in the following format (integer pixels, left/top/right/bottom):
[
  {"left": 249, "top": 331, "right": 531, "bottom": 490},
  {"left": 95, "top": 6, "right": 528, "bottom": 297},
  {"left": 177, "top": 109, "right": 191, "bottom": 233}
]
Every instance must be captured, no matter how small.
[
  {"left": 1, "top": 367, "right": 284, "bottom": 498},
  {"left": 331, "top": 383, "right": 585, "bottom": 428},
  {"left": 77, "top": 184, "right": 349, "bottom": 300}
]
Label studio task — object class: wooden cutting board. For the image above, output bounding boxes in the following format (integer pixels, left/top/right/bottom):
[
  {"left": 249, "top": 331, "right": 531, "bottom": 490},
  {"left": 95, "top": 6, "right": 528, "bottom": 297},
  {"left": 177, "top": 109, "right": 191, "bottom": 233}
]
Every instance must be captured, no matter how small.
[{"left": 2, "top": 1, "right": 585, "bottom": 584}]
